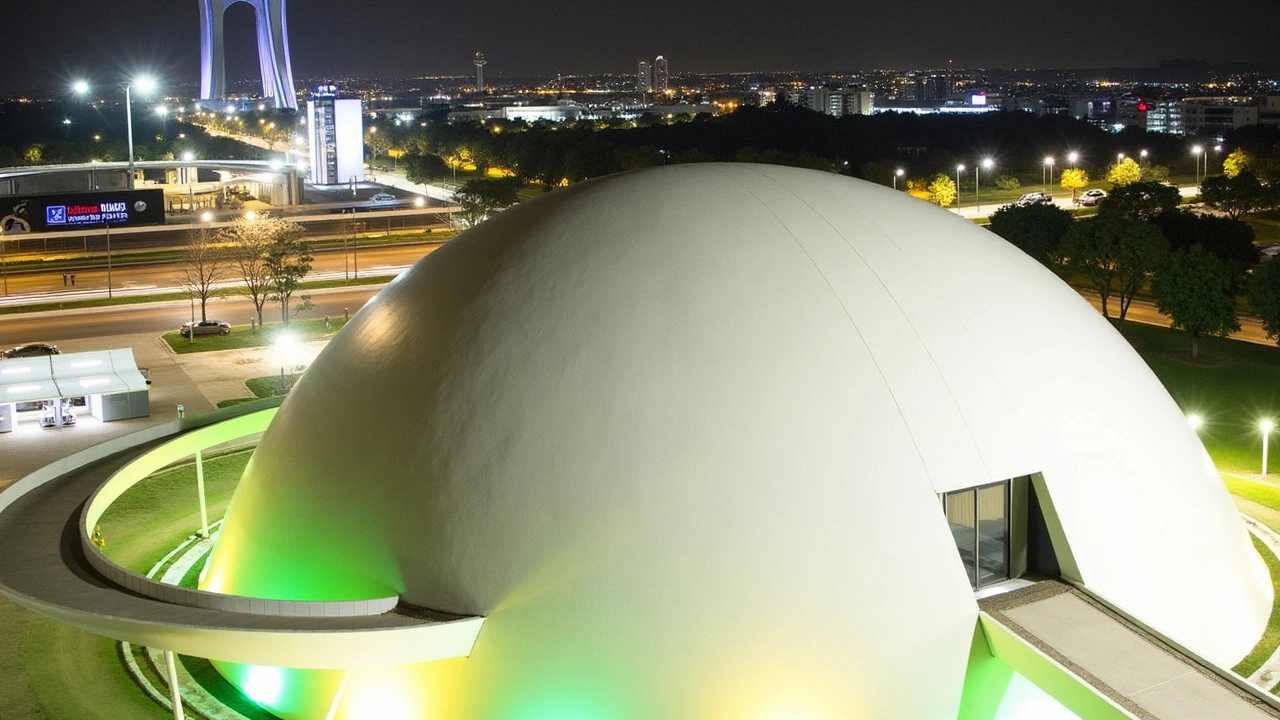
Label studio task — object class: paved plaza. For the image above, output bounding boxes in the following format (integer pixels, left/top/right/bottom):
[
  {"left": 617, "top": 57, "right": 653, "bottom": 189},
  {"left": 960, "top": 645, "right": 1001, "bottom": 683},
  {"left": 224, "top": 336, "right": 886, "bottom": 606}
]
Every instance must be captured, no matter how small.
[{"left": 0, "top": 331, "right": 329, "bottom": 489}]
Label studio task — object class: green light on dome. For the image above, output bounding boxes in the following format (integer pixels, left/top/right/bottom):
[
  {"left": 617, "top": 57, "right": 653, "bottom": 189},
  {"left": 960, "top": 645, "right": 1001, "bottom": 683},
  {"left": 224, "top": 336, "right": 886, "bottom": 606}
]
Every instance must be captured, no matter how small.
[{"left": 240, "top": 664, "right": 286, "bottom": 707}]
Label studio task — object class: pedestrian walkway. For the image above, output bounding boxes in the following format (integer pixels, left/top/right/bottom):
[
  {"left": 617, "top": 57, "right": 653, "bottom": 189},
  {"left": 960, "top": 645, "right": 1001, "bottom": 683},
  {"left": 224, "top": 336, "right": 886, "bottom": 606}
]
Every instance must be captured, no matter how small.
[{"left": 982, "top": 581, "right": 1280, "bottom": 719}]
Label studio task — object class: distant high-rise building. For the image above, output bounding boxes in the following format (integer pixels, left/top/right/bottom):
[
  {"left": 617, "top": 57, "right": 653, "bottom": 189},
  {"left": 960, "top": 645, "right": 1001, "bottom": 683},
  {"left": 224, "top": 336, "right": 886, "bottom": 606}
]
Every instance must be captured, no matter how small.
[
  {"left": 474, "top": 52, "right": 487, "bottom": 92},
  {"left": 638, "top": 60, "right": 652, "bottom": 93},
  {"left": 654, "top": 56, "right": 669, "bottom": 95},
  {"left": 306, "top": 85, "right": 364, "bottom": 186}
]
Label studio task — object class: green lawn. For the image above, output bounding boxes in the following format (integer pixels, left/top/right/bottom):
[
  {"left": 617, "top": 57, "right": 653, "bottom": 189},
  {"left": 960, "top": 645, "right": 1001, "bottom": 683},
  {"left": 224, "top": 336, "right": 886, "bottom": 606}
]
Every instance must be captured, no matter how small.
[
  {"left": 161, "top": 315, "right": 349, "bottom": 354},
  {"left": 1124, "top": 322, "right": 1280, "bottom": 474},
  {"left": 97, "top": 450, "right": 251, "bottom": 574},
  {"left": 1248, "top": 211, "right": 1280, "bottom": 247}
]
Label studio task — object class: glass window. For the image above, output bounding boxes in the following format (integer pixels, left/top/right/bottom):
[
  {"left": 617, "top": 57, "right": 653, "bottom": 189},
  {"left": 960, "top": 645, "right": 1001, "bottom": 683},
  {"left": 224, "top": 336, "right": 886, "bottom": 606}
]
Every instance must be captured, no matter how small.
[
  {"left": 945, "top": 489, "right": 977, "bottom": 588},
  {"left": 976, "top": 483, "right": 1009, "bottom": 587},
  {"left": 944, "top": 480, "right": 1011, "bottom": 590}
]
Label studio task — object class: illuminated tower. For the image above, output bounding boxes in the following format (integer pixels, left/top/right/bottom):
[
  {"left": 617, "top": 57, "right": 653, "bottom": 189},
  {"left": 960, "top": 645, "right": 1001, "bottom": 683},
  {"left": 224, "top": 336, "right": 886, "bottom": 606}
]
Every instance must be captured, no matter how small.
[
  {"left": 654, "top": 55, "right": 668, "bottom": 95},
  {"left": 198, "top": 0, "right": 297, "bottom": 110},
  {"left": 474, "top": 52, "right": 487, "bottom": 92},
  {"left": 637, "top": 59, "right": 651, "bottom": 93}
]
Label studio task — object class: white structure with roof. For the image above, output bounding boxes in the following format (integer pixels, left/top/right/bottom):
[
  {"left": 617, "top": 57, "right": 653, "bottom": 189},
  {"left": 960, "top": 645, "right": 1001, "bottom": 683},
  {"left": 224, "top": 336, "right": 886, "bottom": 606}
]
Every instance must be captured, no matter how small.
[
  {"left": 186, "top": 164, "right": 1272, "bottom": 719},
  {"left": 0, "top": 349, "right": 149, "bottom": 431}
]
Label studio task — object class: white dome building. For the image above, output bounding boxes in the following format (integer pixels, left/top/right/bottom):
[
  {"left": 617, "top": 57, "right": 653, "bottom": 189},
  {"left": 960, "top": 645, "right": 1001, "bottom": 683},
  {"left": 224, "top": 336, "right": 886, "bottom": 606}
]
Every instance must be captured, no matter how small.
[{"left": 201, "top": 163, "right": 1270, "bottom": 719}]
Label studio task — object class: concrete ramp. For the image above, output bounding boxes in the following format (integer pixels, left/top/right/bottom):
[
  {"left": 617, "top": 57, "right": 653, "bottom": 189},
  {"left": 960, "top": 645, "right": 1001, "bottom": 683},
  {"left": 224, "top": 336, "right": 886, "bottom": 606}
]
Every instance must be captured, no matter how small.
[{"left": 981, "top": 582, "right": 1280, "bottom": 719}]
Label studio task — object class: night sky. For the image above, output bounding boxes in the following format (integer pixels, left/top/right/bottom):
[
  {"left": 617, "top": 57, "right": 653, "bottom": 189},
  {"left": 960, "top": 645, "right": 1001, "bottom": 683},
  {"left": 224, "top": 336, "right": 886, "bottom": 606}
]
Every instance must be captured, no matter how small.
[{"left": 2, "top": 0, "right": 1278, "bottom": 93}]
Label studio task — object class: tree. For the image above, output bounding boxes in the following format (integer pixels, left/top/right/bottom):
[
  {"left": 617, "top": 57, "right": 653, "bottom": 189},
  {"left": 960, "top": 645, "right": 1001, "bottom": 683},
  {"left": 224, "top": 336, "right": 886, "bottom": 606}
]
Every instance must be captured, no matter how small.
[
  {"left": 1098, "top": 181, "right": 1181, "bottom": 221},
  {"left": 263, "top": 224, "right": 313, "bottom": 326},
  {"left": 1151, "top": 246, "right": 1238, "bottom": 359},
  {"left": 1248, "top": 259, "right": 1280, "bottom": 343},
  {"left": 1105, "top": 157, "right": 1142, "bottom": 187},
  {"left": 1223, "top": 148, "right": 1250, "bottom": 178},
  {"left": 1059, "top": 167, "right": 1088, "bottom": 200},
  {"left": 403, "top": 152, "right": 450, "bottom": 184},
  {"left": 1149, "top": 210, "right": 1258, "bottom": 292},
  {"left": 927, "top": 172, "right": 956, "bottom": 207},
  {"left": 987, "top": 202, "right": 1073, "bottom": 268},
  {"left": 175, "top": 227, "right": 228, "bottom": 322},
  {"left": 222, "top": 215, "right": 308, "bottom": 329},
  {"left": 452, "top": 177, "right": 523, "bottom": 228},
  {"left": 223, "top": 217, "right": 272, "bottom": 329},
  {"left": 1061, "top": 215, "right": 1168, "bottom": 326},
  {"left": 1141, "top": 164, "right": 1170, "bottom": 183},
  {"left": 1200, "top": 172, "right": 1275, "bottom": 220}
]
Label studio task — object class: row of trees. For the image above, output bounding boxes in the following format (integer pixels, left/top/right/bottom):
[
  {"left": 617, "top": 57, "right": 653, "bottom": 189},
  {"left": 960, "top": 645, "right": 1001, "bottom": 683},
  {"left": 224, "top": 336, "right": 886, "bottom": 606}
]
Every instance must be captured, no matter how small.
[
  {"left": 177, "top": 215, "right": 314, "bottom": 329},
  {"left": 987, "top": 181, "right": 1276, "bottom": 358}
]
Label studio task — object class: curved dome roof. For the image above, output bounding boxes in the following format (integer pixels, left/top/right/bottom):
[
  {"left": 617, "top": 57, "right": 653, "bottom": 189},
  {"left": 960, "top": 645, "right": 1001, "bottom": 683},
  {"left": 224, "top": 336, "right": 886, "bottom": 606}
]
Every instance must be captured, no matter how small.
[{"left": 204, "top": 163, "right": 1269, "bottom": 719}]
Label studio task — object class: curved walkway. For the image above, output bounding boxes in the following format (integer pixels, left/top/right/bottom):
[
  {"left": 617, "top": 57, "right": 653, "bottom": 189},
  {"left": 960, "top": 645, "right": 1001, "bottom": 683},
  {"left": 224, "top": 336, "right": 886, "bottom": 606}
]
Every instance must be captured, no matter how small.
[{"left": 0, "top": 408, "right": 483, "bottom": 670}]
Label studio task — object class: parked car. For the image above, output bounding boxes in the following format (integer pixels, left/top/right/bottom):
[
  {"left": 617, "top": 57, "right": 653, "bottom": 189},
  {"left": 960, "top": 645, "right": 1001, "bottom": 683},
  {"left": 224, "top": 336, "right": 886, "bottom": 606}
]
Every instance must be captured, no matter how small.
[
  {"left": 1075, "top": 189, "right": 1107, "bottom": 206},
  {"left": 2, "top": 342, "right": 60, "bottom": 359},
  {"left": 180, "top": 320, "right": 231, "bottom": 337},
  {"left": 1015, "top": 191, "right": 1053, "bottom": 207},
  {"left": 370, "top": 192, "right": 398, "bottom": 204}
]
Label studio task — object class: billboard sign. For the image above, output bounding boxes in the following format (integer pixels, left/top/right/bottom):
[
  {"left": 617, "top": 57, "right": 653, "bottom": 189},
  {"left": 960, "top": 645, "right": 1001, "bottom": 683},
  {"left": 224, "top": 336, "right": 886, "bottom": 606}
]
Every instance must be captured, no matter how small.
[{"left": 18, "top": 190, "right": 166, "bottom": 232}]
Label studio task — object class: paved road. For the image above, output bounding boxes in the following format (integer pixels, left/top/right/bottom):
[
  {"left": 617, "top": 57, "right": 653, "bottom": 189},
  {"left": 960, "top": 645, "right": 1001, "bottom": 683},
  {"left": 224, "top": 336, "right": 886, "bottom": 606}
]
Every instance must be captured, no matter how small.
[
  {"left": 0, "top": 285, "right": 384, "bottom": 347},
  {"left": 0, "top": 242, "right": 440, "bottom": 305}
]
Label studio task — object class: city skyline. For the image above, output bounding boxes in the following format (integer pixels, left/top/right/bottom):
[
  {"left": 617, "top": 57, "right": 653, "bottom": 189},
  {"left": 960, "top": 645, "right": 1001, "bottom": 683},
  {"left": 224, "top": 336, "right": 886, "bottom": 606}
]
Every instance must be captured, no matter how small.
[{"left": 2, "top": 0, "right": 1279, "bottom": 95}]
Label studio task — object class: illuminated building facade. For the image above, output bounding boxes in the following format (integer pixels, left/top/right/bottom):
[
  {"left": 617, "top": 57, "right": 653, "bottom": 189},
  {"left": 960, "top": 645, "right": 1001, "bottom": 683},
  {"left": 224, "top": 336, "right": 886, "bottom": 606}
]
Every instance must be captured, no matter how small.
[
  {"left": 305, "top": 86, "right": 364, "bottom": 186},
  {"left": 654, "top": 55, "right": 668, "bottom": 94}
]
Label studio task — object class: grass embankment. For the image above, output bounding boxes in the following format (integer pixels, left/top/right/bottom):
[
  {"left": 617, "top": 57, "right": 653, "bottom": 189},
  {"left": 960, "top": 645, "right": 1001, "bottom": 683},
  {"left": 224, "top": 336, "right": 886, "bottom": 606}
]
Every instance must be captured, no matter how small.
[
  {"left": 162, "top": 315, "right": 349, "bottom": 354},
  {"left": 1234, "top": 532, "right": 1280, "bottom": 677},
  {"left": 97, "top": 450, "right": 251, "bottom": 574}
]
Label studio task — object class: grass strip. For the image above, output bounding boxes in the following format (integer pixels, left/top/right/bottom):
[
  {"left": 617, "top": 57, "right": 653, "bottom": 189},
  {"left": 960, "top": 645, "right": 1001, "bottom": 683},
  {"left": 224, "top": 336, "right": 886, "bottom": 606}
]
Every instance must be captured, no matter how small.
[
  {"left": 161, "top": 315, "right": 349, "bottom": 354},
  {"left": 1234, "top": 533, "right": 1280, "bottom": 677}
]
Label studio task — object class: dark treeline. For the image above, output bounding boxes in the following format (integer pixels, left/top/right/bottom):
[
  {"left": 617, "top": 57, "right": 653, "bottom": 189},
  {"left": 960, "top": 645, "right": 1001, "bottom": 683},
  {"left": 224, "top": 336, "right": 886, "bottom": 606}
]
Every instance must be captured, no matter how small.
[{"left": 0, "top": 101, "right": 266, "bottom": 167}]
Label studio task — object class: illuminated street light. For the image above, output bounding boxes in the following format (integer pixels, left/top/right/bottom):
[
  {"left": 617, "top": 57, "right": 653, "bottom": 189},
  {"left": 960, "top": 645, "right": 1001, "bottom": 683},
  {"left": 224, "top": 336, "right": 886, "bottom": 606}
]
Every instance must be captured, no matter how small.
[
  {"left": 1187, "top": 414, "right": 1203, "bottom": 430},
  {"left": 955, "top": 164, "right": 964, "bottom": 212},
  {"left": 1263, "top": 419, "right": 1275, "bottom": 477},
  {"left": 975, "top": 158, "right": 993, "bottom": 215},
  {"left": 1067, "top": 151, "right": 1079, "bottom": 168},
  {"left": 893, "top": 168, "right": 904, "bottom": 190},
  {"left": 1191, "top": 145, "right": 1205, "bottom": 191},
  {"left": 75, "top": 76, "right": 157, "bottom": 190},
  {"left": 275, "top": 332, "right": 298, "bottom": 391}
]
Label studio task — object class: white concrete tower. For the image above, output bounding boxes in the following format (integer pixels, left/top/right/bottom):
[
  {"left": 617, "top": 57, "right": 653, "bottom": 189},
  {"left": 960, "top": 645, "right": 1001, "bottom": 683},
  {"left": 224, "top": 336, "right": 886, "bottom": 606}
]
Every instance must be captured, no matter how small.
[
  {"left": 198, "top": 0, "right": 297, "bottom": 110},
  {"left": 474, "top": 52, "right": 487, "bottom": 92}
]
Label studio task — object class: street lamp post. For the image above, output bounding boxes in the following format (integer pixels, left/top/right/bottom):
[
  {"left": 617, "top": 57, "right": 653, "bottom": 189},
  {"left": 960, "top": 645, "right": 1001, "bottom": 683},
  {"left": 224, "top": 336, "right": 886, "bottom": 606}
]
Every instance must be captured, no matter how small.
[
  {"left": 893, "top": 168, "right": 904, "bottom": 190},
  {"left": 1067, "top": 151, "right": 1079, "bottom": 169},
  {"left": 1043, "top": 157, "right": 1054, "bottom": 195},
  {"left": 955, "top": 164, "right": 964, "bottom": 212},
  {"left": 976, "top": 158, "right": 992, "bottom": 215},
  {"left": 1191, "top": 145, "right": 1205, "bottom": 191},
  {"left": 73, "top": 75, "right": 156, "bottom": 190},
  {"left": 1263, "top": 419, "right": 1275, "bottom": 477}
]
